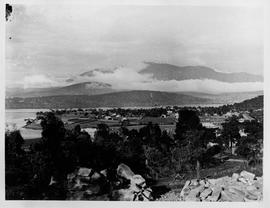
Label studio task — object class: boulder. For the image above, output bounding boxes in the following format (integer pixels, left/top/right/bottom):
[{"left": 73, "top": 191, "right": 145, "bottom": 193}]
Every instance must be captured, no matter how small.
[
  {"left": 238, "top": 177, "right": 248, "bottom": 184},
  {"left": 175, "top": 170, "right": 262, "bottom": 202},
  {"left": 78, "top": 167, "right": 92, "bottom": 177},
  {"left": 185, "top": 185, "right": 204, "bottom": 201},
  {"left": 206, "top": 186, "right": 221, "bottom": 202},
  {"left": 232, "top": 173, "right": 239, "bottom": 181},
  {"left": 180, "top": 180, "right": 191, "bottom": 199},
  {"left": 114, "top": 163, "right": 152, "bottom": 201},
  {"left": 220, "top": 190, "right": 245, "bottom": 202},
  {"left": 91, "top": 172, "right": 101, "bottom": 180},
  {"left": 227, "top": 187, "right": 246, "bottom": 198},
  {"left": 117, "top": 163, "right": 135, "bottom": 180},
  {"left": 200, "top": 188, "right": 212, "bottom": 200},
  {"left": 240, "top": 171, "right": 255, "bottom": 182}
]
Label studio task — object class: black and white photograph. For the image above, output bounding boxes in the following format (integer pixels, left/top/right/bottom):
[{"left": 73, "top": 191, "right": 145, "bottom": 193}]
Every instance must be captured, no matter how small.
[{"left": 3, "top": 0, "right": 268, "bottom": 205}]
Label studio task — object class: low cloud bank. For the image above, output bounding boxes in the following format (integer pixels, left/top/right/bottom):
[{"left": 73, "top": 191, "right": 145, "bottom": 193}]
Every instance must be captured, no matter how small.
[{"left": 20, "top": 66, "right": 263, "bottom": 94}]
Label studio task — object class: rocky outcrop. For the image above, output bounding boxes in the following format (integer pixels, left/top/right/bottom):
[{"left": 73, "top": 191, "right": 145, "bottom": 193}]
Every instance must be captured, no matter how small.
[
  {"left": 158, "top": 170, "right": 262, "bottom": 201},
  {"left": 179, "top": 170, "right": 262, "bottom": 202},
  {"left": 66, "top": 164, "right": 153, "bottom": 201},
  {"left": 66, "top": 167, "right": 109, "bottom": 200},
  {"left": 112, "top": 163, "right": 153, "bottom": 201}
]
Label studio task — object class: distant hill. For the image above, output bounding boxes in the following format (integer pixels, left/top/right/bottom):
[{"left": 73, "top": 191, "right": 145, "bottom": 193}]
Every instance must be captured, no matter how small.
[
  {"left": 6, "top": 91, "right": 211, "bottom": 109},
  {"left": 232, "top": 95, "right": 263, "bottom": 111},
  {"left": 140, "top": 62, "right": 263, "bottom": 83},
  {"left": 181, "top": 91, "right": 263, "bottom": 104},
  {"left": 6, "top": 82, "right": 114, "bottom": 98}
]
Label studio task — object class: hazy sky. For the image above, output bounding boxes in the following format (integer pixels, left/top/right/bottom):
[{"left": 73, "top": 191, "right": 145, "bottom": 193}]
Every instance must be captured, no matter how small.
[{"left": 6, "top": 4, "right": 263, "bottom": 91}]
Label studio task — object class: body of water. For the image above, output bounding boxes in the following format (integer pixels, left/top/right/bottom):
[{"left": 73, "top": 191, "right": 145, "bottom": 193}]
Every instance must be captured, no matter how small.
[{"left": 5, "top": 109, "right": 49, "bottom": 140}]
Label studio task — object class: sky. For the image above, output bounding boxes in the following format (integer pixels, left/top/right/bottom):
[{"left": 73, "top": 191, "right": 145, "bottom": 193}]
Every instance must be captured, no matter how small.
[{"left": 5, "top": 4, "right": 264, "bottom": 92}]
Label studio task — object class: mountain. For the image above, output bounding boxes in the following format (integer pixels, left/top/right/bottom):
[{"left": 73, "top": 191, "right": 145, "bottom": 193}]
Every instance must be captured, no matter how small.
[
  {"left": 6, "top": 82, "right": 114, "bottom": 98},
  {"left": 232, "top": 95, "right": 263, "bottom": 111},
  {"left": 6, "top": 91, "right": 212, "bottom": 109},
  {"left": 180, "top": 91, "right": 263, "bottom": 104},
  {"left": 139, "top": 62, "right": 263, "bottom": 83}
]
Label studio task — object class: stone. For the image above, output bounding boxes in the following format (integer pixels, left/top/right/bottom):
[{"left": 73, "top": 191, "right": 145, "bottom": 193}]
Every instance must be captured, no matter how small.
[
  {"left": 199, "top": 180, "right": 207, "bottom": 186},
  {"left": 177, "top": 170, "right": 262, "bottom": 202},
  {"left": 84, "top": 184, "right": 100, "bottom": 195},
  {"left": 100, "top": 169, "right": 107, "bottom": 177},
  {"left": 227, "top": 187, "right": 246, "bottom": 198},
  {"left": 238, "top": 177, "right": 248, "bottom": 184},
  {"left": 200, "top": 188, "right": 212, "bottom": 200},
  {"left": 244, "top": 190, "right": 258, "bottom": 200},
  {"left": 204, "top": 181, "right": 210, "bottom": 188},
  {"left": 232, "top": 173, "right": 239, "bottom": 181},
  {"left": 208, "top": 179, "right": 217, "bottom": 185},
  {"left": 220, "top": 190, "right": 245, "bottom": 202},
  {"left": 91, "top": 172, "right": 101, "bottom": 180},
  {"left": 185, "top": 185, "right": 204, "bottom": 201},
  {"left": 207, "top": 187, "right": 221, "bottom": 202},
  {"left": 240, "top": 171, "right": 255, "bottom": 182},
  {"left": 246, "top": 185, "right": 257, "bottom": 192},
  {"left": 113, "top": 187, "right": 152, "bottom": 201},
  {"left": 77, "top": 167, "right": 92, "bottom": 177},
  {"left": 117, "top": 163, "right": 135, "bottom": 180},
  {"left": 180, "top": 180, "right": 191, "bottom": 199}
]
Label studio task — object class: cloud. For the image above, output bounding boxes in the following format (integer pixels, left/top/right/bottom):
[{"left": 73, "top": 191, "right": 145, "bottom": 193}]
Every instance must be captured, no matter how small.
[
  {"left": 69, "top": 66, "right": 263, "bottom": 93},
  {"left": 23, "top": 75, "right": 58, "bottom": 89}
]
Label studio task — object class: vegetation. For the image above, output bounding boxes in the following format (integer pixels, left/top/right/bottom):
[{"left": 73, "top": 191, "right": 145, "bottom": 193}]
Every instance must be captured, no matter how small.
[{"left": 5, "top": 97, "right": 263, "bottom": 200}]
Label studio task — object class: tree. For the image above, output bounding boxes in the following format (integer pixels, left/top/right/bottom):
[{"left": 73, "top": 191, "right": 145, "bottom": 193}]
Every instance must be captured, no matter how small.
[
  {"left": 174, "top": 109, "right": 202, "bottom": 144},
  {"left": 236, "top": 120, "right": 263, "bottom": 165},
  {"left": 32, "top": 112, "right": 67, "bottom": 199},
  {"left": 220, "top": 116, "right": 241, "bottom": 154},
  {"left": 173, "top": 109, "right": 207, "bottom": 179}
]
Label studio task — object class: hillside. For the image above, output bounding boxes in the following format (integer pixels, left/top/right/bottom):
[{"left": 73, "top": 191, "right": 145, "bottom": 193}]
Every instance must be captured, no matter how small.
[
  {"left": 5, "top": 91, "right": 211, "bottom": 109},
  {"left": 232, "top": 95, "right": 263, "bottom": 111},
  {"left": 181, "top": 91, "right": 263, "bottom": 104},
  {"left": 6, "top": 82, "right": 114, "bottom": 98},
  {"left": 140, "top": 62, "right": 263, "bottom": 83}
]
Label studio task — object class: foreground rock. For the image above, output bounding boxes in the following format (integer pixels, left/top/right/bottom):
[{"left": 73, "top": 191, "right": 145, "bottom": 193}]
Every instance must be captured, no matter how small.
[
  {"left": 112, "top": 163, "right": 153, "bottom": 201},
  {"left": 159, "top": 170, "right": 262, "bottom": 202},
  {"left": 66, "top": 164, "right": 153, "bottom": 201},
  {"left": 66, "top": 167, "right": 109, "bottom": 200}
]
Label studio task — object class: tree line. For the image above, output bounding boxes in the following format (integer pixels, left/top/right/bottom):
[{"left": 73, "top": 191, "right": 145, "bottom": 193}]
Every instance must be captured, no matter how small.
[{"left": 5, "top": 109, "right": 263, "bottom": 199}]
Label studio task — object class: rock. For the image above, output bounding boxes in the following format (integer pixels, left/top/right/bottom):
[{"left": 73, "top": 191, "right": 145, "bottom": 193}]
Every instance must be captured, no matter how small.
[
  {"left": 200, "top": 188, "right": 212, "bottom": 200},
  {"left": 178, "top": 170, "right": 262, "bottom": 202},
  {"left": 180, "top": 180, "right": 191, "bottom": 199},
  {"left": 220, "top": 190, "right": 245, "bottom": 202},
  {"left": 113, "top": 187, "right": 152, "bottom": 201},
  {"left": 114, "top": 163, "right": 152, "bottom": 201},
  {"left": 208, "top": 179, "right": 217, "bottom": 185},
  {"left": 246, "top": 185, "right": 257, "bottom": 192},
  {"left": 117, "top": 163, "right": 135, "bottom": 180},
  {"left": 206, "top": 186, "right": 221, "bottom": 202},
  {"left": 232, "top": 173, "right": 239, "bottom": 181},
  {"left": 227, "top": 187, "right": 246, "bottom": 198},
  {"left": 185, "top": 185, "right": 204, "bottom": 201},
  {"left": 91, "top": 172, "right": 101, "bottom": 180},
  {"left": 240, "top": 171, "right": 255, "bottom": 182},
  {"left": 77, "top": 167, "right": 92, "bottom": 177},
  {"left": 244, "top": 190, "right": 258, "bottom": 200},
  {"left": 199, "top": 180, "right": 206, "bottom": 186},
  {"left": 238, "top": 177, "right": 248, "bottom": 184},
  {"left": 100, "top": 169, "right": 107, "bottom": 177},
  {"left": 84, "top": 184, "right": 100, "bottom": 195}
]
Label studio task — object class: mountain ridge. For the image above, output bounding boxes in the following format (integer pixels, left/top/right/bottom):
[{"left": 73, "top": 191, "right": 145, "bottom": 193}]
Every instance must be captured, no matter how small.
[
  {"left": 6, "top": 90, "right": 211, "bottom": 109},
  {"left": 140, "top": 62, "right": 263, "bottom": 83}
]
